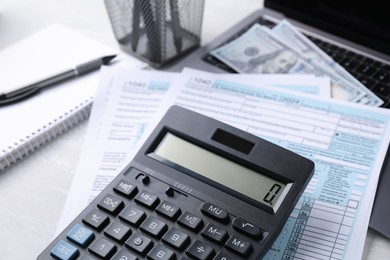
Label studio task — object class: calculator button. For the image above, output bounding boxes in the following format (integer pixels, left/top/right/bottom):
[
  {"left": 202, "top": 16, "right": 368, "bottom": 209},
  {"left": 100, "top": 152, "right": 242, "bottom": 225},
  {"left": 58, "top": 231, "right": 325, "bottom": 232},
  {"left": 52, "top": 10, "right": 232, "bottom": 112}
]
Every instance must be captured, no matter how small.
[
  {"left": 135, "top": 190, "right": 160, "bottom": 209},
  {"left": 50, "top": 240, "right": 79, "bottom": 260},
  {"left": 141, "top": 175, "right": 150, "bottom": 184},
  {"left": 104, "top": 220, "right": 132, "bottom": 243},
  {"left": 186, "top": 240, "right": 215, "bottom": 260},
  {"left": 111, "top": 248, "right": 138, "bottom": 260},
  {"left": 232, "top": 217, "right": 262, "bottom": 239},
  {"left": 97, "top": 194, "right": 125, "bottom": 214},
  {"left": 88, "top": 237, "right": 117, "bottom": 259},
  {"left": 113, "top": 179, "right": 138, "bottom": 198},
  {"left": 78, "top": 255, "right": 96, "bottom": 260},
  {"left": 156, "top": 201, "right": 181, "bottom": 220},
  {"left": 201, "top": 202, "right": 228, "bottom": 222},
  {"left": 213, "top": 251, "right": 235, "bottom": 260},
  {"left": 82, "top": 209, "right": 110, "bottom": 231},
  {"left": 178, "top": 211, "right": 204, "bottom": 232},
  {"left": 225, "top": 235, "right": 252, "bottom": 257},
  {"left": 119, "top": 205, "right": 146, "bottom": 227},
  {"left": 140, "top": 216, "right": 168, "bottom": 238},
  {"left": 162, "top": 227, "right": 190, "bottom": 250},
  {"left": 201, "top": 223, "right": 228, "bottom": 244},
  {"left": 66, "top": 224, "right": 95, "bottom": 247},
  {"left": 147, "top": 244, "right": 176, "bottom": 260},
  {"left": 125, "top": 232, "right": 154, "bottom": 255},
  {"left": 165, "top": 186, "right": 175, "bottom": 197}
]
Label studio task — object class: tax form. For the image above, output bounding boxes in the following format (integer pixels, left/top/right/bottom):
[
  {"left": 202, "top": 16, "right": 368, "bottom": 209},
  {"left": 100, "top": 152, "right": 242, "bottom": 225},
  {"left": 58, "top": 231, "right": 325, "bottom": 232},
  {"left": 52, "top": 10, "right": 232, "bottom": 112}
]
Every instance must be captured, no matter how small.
[
  {"left": 161, "top": 68, "right": 390, "bottom": 259},
  {"left": 57, "top": 67, "right": 330, "bottom": 235},
  {"left": 55, "top": 66, "right": 389, "bottom": 259}
]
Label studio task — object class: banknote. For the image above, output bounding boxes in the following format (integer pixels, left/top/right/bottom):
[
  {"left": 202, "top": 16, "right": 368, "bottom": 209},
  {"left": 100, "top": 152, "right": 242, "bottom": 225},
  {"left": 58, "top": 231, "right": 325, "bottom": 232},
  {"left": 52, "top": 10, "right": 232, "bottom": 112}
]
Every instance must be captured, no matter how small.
[
  {"left": 210, "top": 24, "right": 366, "bottom": 102},
  {"left": 272, "top": 20, "right": 383, "bottom": 106}
]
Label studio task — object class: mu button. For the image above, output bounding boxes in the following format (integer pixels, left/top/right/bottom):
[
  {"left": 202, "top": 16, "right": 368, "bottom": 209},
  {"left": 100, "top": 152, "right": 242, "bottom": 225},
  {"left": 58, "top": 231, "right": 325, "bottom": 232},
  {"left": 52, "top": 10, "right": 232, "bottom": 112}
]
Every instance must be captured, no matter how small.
[{"left": 201, "top": 202, "right": 228, "bottom": 222}]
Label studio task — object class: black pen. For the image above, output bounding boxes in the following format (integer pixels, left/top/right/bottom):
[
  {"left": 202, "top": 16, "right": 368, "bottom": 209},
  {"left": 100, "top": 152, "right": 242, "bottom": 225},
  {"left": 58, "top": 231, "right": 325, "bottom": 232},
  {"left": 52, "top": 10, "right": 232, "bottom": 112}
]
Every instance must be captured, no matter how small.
[{"left": 0, "top": 54, "right": 117, "bottom": 106}]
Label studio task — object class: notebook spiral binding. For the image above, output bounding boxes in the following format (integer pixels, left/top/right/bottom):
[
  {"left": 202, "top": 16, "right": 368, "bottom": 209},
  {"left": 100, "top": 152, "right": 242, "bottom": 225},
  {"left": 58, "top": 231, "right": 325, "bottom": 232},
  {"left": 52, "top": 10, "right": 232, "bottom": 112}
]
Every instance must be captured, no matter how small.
[{"left": 0, "top": 97, "right": 93, "bottom": 171}]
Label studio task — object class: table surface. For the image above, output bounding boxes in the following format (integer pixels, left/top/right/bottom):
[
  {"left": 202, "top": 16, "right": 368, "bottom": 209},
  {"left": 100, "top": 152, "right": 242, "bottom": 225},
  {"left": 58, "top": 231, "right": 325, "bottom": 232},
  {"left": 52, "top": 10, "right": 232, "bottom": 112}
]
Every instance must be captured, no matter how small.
[{"left": 0, "top": 1, "right": 389, "bottom": 259}]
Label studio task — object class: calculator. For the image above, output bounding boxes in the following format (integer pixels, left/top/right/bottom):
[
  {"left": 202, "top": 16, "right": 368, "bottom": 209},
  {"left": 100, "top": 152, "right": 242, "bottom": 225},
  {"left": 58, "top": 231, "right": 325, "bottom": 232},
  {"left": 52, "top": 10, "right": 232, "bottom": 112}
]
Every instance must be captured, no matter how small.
[{"left": 38, "top": 105, "right": 314, "bottom": 260}]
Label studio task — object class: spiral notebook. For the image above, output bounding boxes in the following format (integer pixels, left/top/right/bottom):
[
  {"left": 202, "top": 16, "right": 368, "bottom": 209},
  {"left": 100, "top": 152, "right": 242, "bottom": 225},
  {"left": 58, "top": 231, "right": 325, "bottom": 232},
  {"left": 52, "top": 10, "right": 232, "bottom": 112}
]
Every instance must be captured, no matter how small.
[{"left": 0, "top": 24, "right": 118, "bottom": 171}]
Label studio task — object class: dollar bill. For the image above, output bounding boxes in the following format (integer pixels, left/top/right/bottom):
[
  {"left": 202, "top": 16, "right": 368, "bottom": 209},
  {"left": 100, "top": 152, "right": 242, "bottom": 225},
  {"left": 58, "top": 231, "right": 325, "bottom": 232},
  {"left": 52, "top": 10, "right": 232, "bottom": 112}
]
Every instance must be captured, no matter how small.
[
  {"left": 272, "top": 20, "right": 383, "bottom": 106},
  {"left": 210, "top": 24, "right": 366, "bottom": 103}
]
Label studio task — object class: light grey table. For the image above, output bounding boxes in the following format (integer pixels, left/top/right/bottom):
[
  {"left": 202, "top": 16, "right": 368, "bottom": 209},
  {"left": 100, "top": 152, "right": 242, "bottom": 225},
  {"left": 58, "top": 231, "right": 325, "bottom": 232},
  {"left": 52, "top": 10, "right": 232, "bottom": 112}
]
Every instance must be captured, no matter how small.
[{"left": 0, "top": 1, "right": 389, "bottom": 259}]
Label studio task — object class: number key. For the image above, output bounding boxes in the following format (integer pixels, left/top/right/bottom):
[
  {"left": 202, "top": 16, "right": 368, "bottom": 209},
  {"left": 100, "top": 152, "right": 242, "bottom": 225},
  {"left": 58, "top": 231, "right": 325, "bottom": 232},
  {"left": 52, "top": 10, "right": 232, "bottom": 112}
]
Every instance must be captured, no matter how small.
[
  {"left": 104, "top": 220, "right": 132, "bottom": 243},
  {"left": 125, "top": 232, "right": 153, "bottom": 255},
  {"left": 97, "top": 194, "right": 124, "bottom": 214},
  {"left": 213, "top": 251, "right": 235, "bottom": 260},
  {"left": 147, "top": 244, "right": 176, "bottom": 260},
  {"left": 162, "top": 227, "right": 190, "bottom": 250},
  {"left": 119, "top": 205, "right": 146, "bottom": 227},
  {"left": 111, "top": 249, "right": 138, "bottom": 260},
  {"left": 140, "top": 216, "right": 168, "bottom": 238},
  {"left": 88, "top": 238, "right": 117, "bottom": 259}
]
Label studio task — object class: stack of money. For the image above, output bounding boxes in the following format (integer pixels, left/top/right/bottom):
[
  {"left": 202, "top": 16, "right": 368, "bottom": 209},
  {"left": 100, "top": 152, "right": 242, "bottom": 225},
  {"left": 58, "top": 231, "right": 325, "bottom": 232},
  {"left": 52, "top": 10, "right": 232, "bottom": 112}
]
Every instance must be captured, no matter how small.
[{"left": 211, "top": 20, "right": 383, "bottom": 106}]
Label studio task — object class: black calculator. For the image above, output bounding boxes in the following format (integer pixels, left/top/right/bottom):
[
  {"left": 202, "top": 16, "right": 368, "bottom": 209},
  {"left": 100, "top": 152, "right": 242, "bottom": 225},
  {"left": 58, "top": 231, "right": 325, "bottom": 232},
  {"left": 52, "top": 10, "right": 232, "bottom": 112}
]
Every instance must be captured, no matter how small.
[{"left": 38, "top": 105, "right": 314, "bottom": 260}]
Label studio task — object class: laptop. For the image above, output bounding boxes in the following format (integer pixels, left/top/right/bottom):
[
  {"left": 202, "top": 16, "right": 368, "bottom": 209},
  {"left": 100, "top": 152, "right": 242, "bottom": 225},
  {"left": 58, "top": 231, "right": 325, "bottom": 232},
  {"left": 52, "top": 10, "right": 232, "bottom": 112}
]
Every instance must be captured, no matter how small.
[{"left": 165, "top": 0, "right": 390, "bottom": 238}]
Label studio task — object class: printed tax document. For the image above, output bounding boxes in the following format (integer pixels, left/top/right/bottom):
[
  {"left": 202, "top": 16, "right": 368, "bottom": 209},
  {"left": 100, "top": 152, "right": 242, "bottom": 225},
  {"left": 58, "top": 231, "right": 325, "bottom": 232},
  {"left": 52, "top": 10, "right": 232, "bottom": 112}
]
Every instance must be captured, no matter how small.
[
  {"left": 213, "top": 73, "right": 330, "bottom": 97},
  {"left": 159, "top": 68, "right": 390, "bottom": 259},
  {"left": 56, "top": 67, "right": 330, "bottom": 235}
]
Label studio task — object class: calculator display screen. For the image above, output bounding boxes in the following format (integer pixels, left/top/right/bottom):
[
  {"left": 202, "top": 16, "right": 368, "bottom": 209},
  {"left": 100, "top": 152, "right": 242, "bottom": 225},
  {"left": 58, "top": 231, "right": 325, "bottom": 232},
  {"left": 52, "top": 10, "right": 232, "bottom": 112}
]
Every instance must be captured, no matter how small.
[{"left": 153, "top": 132, "right": 291, "bottom": 212}]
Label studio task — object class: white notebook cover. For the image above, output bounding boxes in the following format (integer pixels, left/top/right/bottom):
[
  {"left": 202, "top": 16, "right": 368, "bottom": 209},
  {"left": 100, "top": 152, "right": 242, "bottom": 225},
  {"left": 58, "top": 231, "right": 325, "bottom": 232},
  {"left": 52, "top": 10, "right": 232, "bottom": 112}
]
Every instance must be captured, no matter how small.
[{"left": 0, "top": 24, "right": 116, "bottom": 170}]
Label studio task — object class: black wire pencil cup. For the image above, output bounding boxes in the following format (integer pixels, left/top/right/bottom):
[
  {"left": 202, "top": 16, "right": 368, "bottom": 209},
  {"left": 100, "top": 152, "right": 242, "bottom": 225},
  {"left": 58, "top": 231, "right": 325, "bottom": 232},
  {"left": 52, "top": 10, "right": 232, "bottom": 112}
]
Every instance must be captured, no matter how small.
[{"left": 104, "top": 0, "right": 205, "bottom": 68}]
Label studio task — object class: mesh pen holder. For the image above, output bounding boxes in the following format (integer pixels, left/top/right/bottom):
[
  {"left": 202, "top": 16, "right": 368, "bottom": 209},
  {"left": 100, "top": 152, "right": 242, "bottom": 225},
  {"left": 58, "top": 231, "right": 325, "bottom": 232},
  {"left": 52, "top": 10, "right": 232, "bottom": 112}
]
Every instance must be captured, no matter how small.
[{"left": 104, "top": 0, "right": 205, "bottom": 68}]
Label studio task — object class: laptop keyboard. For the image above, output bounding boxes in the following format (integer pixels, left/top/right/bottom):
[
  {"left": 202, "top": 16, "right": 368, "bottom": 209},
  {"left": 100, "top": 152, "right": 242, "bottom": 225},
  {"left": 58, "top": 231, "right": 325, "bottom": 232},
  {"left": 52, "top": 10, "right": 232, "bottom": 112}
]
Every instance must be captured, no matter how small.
[
  {"left": 204, "top": 17, "right": 390, "bottom": 108},
  {"left": 308, "top": 36, "right": 390, "bottom": 107}
]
